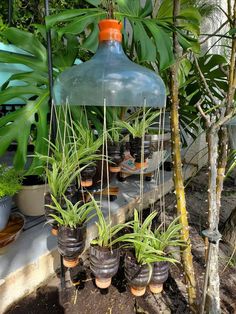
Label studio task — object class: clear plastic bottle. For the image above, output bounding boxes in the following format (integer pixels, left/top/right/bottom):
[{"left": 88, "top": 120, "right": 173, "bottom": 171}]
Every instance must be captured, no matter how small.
[{"left": 54, "top": 19, "right": 166, "bottom": 108}]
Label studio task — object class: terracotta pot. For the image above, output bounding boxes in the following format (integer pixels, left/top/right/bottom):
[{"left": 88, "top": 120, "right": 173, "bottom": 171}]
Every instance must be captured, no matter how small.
[
  {"left": 90, "top": 245, "right": 120, "bottom": 289},
  {"left": 16, "top": 175, "right": 49, "bottom": 216},
  {"left": 0, "top": 196, "right": 12, "bottom": 231},
  {"left": 58, "top": 224, "right": 86, "bottom": 268},
  {"left": 108, "top": 143, "right": 123, "bottom": 173},
  {"left": 81, "top": 165, "right": 97, "bottom": 187},
  {"left": 124, "top": 252, "right": 151, "bottom": 296},
  {"left": 129, "top": 137, "right": 151, "bottom": 168},
  {"left": 149, "top": 261, "right": 169, "bottom": 294}
]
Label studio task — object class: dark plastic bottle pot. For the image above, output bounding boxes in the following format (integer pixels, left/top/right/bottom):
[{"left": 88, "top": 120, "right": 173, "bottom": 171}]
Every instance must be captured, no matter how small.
[
  {"left": 149, "top": 261, "right": 169, "bottom": 293},
  {"left": 124, "top": 252, "right": 151, "bottom": 296},
  {"left": 108, "top": 143, "right": 123, "bottom": 173},
  {"left": 90, "top": 245, "right": 120, "bottom": 289},
  {"left": 81, "top": 165, "right": 97, "bottom": 187},
  {"left": 129, "top": 137, "right": 151, "bottom": 169},
  {"left": 58, "top": 224, "right": 86, "bottom": 268}
]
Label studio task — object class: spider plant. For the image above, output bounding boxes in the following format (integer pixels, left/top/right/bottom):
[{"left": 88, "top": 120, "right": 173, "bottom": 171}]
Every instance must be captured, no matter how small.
[
  {"left": 91, "top": 197, "right": 132, "bottom": 248},
  {"left": 117, "top": 109, "right": 160, "bottom": 139},
  {"left": 117, "top": 210, "right": 179, "bottom": 265},
  {"left": 151, "top": 216, "right": 186, "bottom": 257},
  {"left": 46, "top": 194, "right": 96, "bottom": 228}
]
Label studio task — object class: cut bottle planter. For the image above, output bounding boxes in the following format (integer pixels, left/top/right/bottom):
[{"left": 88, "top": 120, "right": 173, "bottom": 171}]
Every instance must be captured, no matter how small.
[
  {"left": 0, "top": 196, "right": 12, "bottom": 231},
  {"left": 90, "top": 245, "right": 120, "bottom": 289},
  {"left": 108, "top": 143, "right": 123, "bottom": 173},
  {"left": 16, "top": 176, "right": 49, "bottom": 216},
  {"left": 124, "top": 252, "right": 151, "bottom": 296},
  {"left": 81, "top": 165, "right": 97, "bottom": 187},
  {"left": 129, "top": 137, "right": 151, "bottom": 169},
  {"left": 58, "top": 224, "right": 86, "bottom": 268},
  {"left": 149, "top": 261, "right": 169, "bottom": 293}
]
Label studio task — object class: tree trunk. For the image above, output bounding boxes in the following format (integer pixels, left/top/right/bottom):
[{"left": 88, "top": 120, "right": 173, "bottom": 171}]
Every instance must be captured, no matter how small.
[
  {"left": 170, "top": 1, "right": 197, "bottom": 312},
  {"left": 205, "top": 129, "right": 221, "bottom": 314},
  {"left": 221, "top": 206, "right": 236, "bottom": 246}
]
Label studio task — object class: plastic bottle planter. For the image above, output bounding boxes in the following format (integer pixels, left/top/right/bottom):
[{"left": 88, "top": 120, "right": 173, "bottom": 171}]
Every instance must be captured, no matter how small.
[
  {"left": 90, "top": 245, "right": 120, "bottom": 289},
  {"left": 44, "top": 193, "right": 59, "bottom": 236},
  {"left": 108, "top": 143, "right": 124, "bottom": 173},
  {"left": 57, "top": 224, "right": 86, "bottom": 268},
  {"left": 80, "top": 165, "right": 97, "bottom": 188},
  {"left": 149, "top": 261, "right": 169, "bottom": 294},
  {"left": 0, "top": 196, "right": 12, "bottom": 231},
  {"left": 124, "top": 252, "right": 151, "bottom": 296},
  {"left": 129, "top": 137, "right": 151, "bottom": 169}
]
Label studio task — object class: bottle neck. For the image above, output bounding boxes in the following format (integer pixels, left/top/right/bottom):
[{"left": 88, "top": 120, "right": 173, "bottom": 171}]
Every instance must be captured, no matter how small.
[{"left": 95, "top": 40, "right": 125, "bottom": 58}]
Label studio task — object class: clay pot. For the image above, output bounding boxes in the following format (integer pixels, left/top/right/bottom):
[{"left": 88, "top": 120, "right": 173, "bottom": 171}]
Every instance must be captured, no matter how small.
[
  {"left": 90, "top": 245, "right": 120, "bottom": 289},
  {"left": 81, "top": 165, "right": 97, "bottom": 187},
  {"left": 108, "top": 143, "right": 123, "bottom": 173},
  {"left": 124, "top": 252, "right": 151, "bottom": 296},
  {"left": 149, "top": 261, "right": 169, "bottom": 293},
  {"left": 129, "top": 137, "right": 151, "bottom": 169},
  {"left": 58, "top": 224, "right": 86, "bottom": 268}
]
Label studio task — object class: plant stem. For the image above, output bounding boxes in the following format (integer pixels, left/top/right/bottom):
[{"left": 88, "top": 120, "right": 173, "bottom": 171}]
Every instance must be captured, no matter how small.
[{"left": 170, "top": 0, "right": 197, "bottom": 311}]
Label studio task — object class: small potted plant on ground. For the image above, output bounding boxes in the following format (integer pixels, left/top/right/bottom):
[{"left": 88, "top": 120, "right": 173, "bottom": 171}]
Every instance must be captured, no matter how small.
[
  {"left": 46, "top": 194, "right": 96, "bottom": 268},
  {"left": 117, "top": 110, "right": 160, "bottom": 169},
  {"left": 0, "top": 165, "right": 22, "bottom": 231},
  {"left": 90, "top": 199, "right": 131, "bottom": 289}
]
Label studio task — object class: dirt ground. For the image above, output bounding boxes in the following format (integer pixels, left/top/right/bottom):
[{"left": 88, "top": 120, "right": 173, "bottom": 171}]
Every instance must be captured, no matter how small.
[{"left": 5, "top": 168, "right": 236, "bottom": 314}]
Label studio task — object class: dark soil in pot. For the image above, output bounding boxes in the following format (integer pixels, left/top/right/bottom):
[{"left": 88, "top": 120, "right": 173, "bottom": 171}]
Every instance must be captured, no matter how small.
[
  {"left": 58, "top": 224, "right": 86, "bottom": 268},
  {"left": 64, "top": 183, "right": 78, "bottom": 204},
  {"left": 124, "top": 251, "right": 151, "bottom": 296},
  {"left": 80, "top": 165, "right": 97, "bottom": 187},
  {"left": 22, "top": 175, "right": 45, "bottom": 186},
  {"left": 90, "top": 245, "right": 120, "bottom": 289},
  {"left": 108, "top": 143, "right": 124, "bottom": 173},
  {"left": 149, "top": 261, "right": 169, "bottom": 293},
  {"left": 129, "top": 137, "right": 151, "bottom": 169}
]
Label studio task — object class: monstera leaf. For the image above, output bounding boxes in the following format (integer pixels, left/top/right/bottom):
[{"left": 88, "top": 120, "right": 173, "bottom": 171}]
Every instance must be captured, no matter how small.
[
  {"left": 46, "top": 0, "right": 201, "bottom": 71},
  {"left": 0, "top": 27, "right": 76, "bottom": 173}
]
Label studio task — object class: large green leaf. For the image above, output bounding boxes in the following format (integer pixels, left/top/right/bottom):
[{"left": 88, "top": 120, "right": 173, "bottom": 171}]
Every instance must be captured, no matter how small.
[{"left": 0, "top": 92, "right": 49, "bottom": 172}]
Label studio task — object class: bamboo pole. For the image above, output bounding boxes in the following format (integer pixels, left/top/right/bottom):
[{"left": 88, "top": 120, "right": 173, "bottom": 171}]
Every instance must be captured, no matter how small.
[{"left": 170, "top": 0, "right": 197, "bottom": 311}]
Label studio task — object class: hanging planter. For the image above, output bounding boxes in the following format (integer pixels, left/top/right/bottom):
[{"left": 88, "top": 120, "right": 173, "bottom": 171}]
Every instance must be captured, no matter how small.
[
  {"left": 129, "top": 137, "right": 151, "bottom": 169},
  {"left": 58, "top": 224, "right": 86, "bottom": 268},
  {"left": 149, "top": 261, "right": 169, "bottom": 293},
  {"left": 80, "top": 165, "right": 97, "bottom": 187},
  {"left": 90, "top": 245, "right": 120, "bottom": 288},
  {"left": 124, "top": 251, "right": 151, "bottom": 296},
  {"left": 108, "top": 142, "right": 124, "bottom": 173},
  {"left": 46, "top": 194, "right": 96, "bottom": 267}
]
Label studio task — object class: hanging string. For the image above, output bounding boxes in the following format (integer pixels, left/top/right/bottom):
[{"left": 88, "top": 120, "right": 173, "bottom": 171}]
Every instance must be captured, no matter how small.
[
  {"left": 161, "top": 107, "right": 167, "bottom": 230},
  {"left": 139, "top": 99, "right": 147, "bottom": 223}
]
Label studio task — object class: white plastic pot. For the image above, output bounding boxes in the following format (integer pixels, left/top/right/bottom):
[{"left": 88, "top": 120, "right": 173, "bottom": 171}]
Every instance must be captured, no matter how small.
[{"left": 16, "top": 181, "right": 49, "bottom": 216}]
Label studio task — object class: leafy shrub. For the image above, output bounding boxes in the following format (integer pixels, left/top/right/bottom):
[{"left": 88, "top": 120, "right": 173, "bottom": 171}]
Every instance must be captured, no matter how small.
[{"left": 0, "top": 164, "right": 22, "bottom": 198}]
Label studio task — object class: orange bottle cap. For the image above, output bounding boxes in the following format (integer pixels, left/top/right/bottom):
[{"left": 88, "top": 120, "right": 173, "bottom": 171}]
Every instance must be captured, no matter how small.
[{"left": 99, "top": 19, "right": 122, "bottom": 42}]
